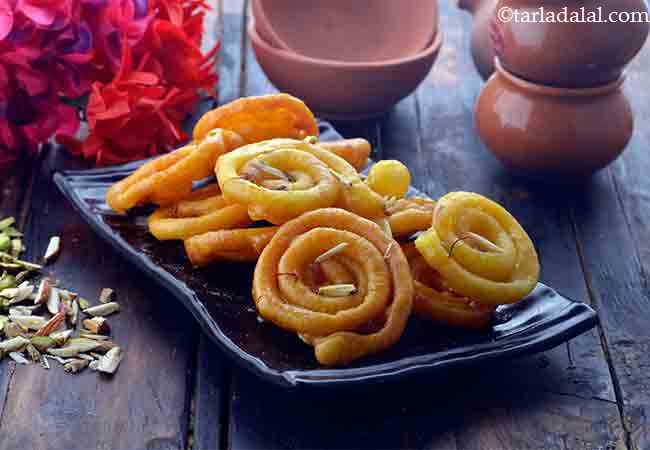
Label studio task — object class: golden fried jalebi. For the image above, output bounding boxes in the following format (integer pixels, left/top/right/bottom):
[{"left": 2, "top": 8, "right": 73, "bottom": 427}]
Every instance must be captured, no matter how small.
[
  {"left": 402, "top": 242, "right": 494, "bottom": 329},
  {"left": 318, "top": 139, "right": 371, "bottom": 172},
  {"left": 415, "top": 192, "right": 539, "bottom": 305},
  {"left": 106, "top": 129, "right": 244, "bottom": 213},
  {"left": 185, "top": 227, "right": 278, "bottom": 266},
  {"left": 217, "top": 138, "right": 385, "bottom": 224},
  {"left": 385, "top": 197, "right": 436, "bottom": 238},
  {"left": 252, "top": 208, "right": 413, "bottom": 366},
  {"left": 148, "top": 192, "right": 252, "bottom": 240},
  {"left": 193, "top": 94, "right": 319, "bottom": 144}
]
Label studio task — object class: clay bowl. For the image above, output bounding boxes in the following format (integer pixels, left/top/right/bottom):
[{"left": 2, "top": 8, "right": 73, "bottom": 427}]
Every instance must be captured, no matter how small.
[
  {"left": 492, "top": 0, "right": 649, "bottom": 87},
  {"left": 249, "top": 23, "right": 443, "bottom": 120},
  {"left": 475, "top": 60, "right": 633, "bottom": 175},
  {"left": 252, "top": 0, "right": 438, "bottom": 62},
  {"left": 458, "top": 0, "right": 498, "bottom": 80}
]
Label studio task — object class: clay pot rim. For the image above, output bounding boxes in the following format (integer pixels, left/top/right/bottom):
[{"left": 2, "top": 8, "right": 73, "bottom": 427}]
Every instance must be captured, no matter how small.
[
  {"left": 249, "top": 21, "right": 443, "bottom": 69},
  {"left": 495, "top": 58, "right": 625, "bottom": 97}
]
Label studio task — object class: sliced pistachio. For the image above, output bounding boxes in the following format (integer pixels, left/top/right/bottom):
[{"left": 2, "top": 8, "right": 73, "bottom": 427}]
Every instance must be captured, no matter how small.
[
  {"left": 92, "top": 340, "right": 116, "bottom": 354},
  {"left": 0, "top": 314, "right": 8, "bottom": 333},
  {"left": 9, "top": 305, "right": 41, "bottom": 316},
  {"left": 77, "top": 353, "right": 95, "bottom": 361},
  {"left": 49, "top": 329, "right": 72, "bottom": 346},
  {"left": 0, "top": 234, "right": 10, "bottom": 252},
  {"left": 0, "top": 336, "right": 29, "bottom": 352},
  {"left": 25, "top": 343, "right": 41, "bottom": 362},
  {"left": 68, "top": 299, "right": 79, "bottom": 327},
  {"left": 10, "top": 315, "right": 46, "bottom": 331},
  {"left": 98, "top": 288, "right": 114, "bottom": 304},
  {"left": 83, "top": 317, "right": 110, "bottom": 335},
  {"left": 3, "top": 322, "right": 28, "bottom": 338},
  {"left": 317, "top": 284, "right": 358, "bottom": 297},
  {"left": 79, "top": 332, "right": 109, "bottom": 341},
  {"left": 0, "top": 217, "right": 15, "bottom": 231},
  {"left": 34, "top": 310, "right": 65, "bottom": 336},
  {"left": 0, "top": 272, "right": 15, "bottom": 290},
  {"left": 0, "top": 252, "right": 41, "bottom": 271},
  {"left": 46, "top": 287, "right": 60, "bottom": 315},
  {"left": 43, "top": 236, "right": 61, "bottom": 264},
  {"left": 314, "top": 243, "right": 349, "bottom": 264},
  {"left": 96, "top": 346, "right": 124, "bottom": 374},
  {"left": 8, "top": 351, "right": 29, "bottom": 364},
  {"left": 78, "top": 297, "right": 90, "bottom": 310},
  {"left": 83, "top": 302, "right": 120, "bottom": 317},
  {"left": 1, "top": 281, "right": 34, "bottom": 304},
  {"left": 34, "top": 278, "right": 51, "bottom": 305},
  {"left": 10, "top": 239, "right": 22, "bottom": 257},
  {"left": 47, "top": 338, "right": 101, "bottom": 357},
  {"left": 30, "top": 336, "right": 55, "bottom": 352},
  {"left": 63, "top": 358, "right": 89, "bottom": 374}
]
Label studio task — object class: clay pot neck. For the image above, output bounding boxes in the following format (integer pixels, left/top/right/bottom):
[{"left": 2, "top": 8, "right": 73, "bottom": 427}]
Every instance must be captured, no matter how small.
[{"left": 494, "top": 58, "right": 625, "bottom": 97}]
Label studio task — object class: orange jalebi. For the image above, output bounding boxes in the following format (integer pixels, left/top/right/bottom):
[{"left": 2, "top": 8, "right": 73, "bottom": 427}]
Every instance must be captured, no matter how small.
[
  {"left": 185, "top": 227, "right": 278, "bottom": 266},
  {"left": 253, "top": 208, "right": 413, "bottom": 366},
  {"left": 106, "top": 129, "right": 244, "bottom": 213},
  {"left": 318, "top": 139, "right": 371, "bottom": 172}
]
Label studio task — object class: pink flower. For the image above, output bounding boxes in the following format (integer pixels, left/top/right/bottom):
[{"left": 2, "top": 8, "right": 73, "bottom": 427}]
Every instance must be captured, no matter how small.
[
  {"left": 16, "top": 0, "right": 75, "bottom": 30},
  {"left": 0, "top": 2, "right": 14, "bottom": 40}
]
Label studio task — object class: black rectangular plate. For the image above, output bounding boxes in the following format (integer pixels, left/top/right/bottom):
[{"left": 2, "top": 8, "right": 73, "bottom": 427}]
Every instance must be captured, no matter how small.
[{"left": 54, "top": 122, "right": 598, "bottom": 388}]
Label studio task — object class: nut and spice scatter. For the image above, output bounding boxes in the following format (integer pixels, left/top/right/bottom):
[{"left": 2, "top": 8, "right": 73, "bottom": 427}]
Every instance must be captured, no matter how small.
[{"left": 0, "top": 217, "right": 125, "bottom": 377}]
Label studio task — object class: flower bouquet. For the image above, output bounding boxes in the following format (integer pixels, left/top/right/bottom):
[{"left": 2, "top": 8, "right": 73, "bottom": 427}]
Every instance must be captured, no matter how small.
[{"left": 0, "top": 0, "right": 219, "bottom": 171}]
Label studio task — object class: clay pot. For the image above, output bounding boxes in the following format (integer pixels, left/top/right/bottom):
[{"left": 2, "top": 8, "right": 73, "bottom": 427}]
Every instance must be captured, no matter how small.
[
  {"left": 253, "top": 0, "right": 438, "bottom": 63},
  {"left": 249, "top": 24, "right": 443, "bottom": 120},
  {"left": 459, "top": 0, "right": 498, "bottom": 80},
  {"left": 492, "top": 0, "right": 650, "bottom": 87},
  {"left": 475, "top": 60, "right": 633, "bottom": 175}
]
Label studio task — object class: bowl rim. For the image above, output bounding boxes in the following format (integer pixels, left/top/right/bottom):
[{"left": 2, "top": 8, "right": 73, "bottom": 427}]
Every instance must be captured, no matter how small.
[
  {"left": 248, "top": 22, "right": 443, "bottom": 69},
  {"left": 252, "top": 0, "right": 439, "bottom": 64}
]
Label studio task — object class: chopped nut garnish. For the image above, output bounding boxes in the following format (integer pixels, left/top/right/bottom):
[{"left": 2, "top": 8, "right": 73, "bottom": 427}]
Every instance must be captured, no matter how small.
[
  {"left": 34, "top": 309, "right": 66, "bottom": 336},
  {"left": 10, "top": 315, "right": 47, "bottom": 331},
  {"left": 30, "top": 336, "right": 55, "bottom": 352},
  {"left": 314, "top": 243, "right": 349, "bottom": 264},
  {"left": 49, "top": 329, "right": 73, "bottom": 346},
  {"left": 8, "top": 351, "right": 29, "bottom": 364},
  {"left": 63, "top": 358, "right": 89, "bottom": 374},
  {"left": 79, "top": 332, "right": 110, "bottom": 341},
  {"left": 317, "top": 284, "right": 358, "bottom": 297},
  {"left": 0, "top": 336, "right": 29, "bottom": 352},
  {"left": 34, "top": 278, "right": 51, "bottom": 305},
  {"left": 98, "top": 288, "right": 114, "bottom": 304},
  {"left": 83, "top": 302, "right": 120, "bottom": 317},
  {"left": 77, "top": 354, "right": 95, "bottom": 361},
  {"left": 92, "top": 340, "right": 116, "bottom": 354},
  {"left": 43, "top": 236, "right": 61, "bottom": 264},
  {"left": 83, "top": 317, "right": 110, "bottom": 335},
  {"left": 10, "top": 239, "right": 22, "bottom": 258},
  {"left": 3, "top": 322, "right": 28, "bottom": 338},
  {"left": 46, "top": 287, "right": 60, "bottom": 315},
  {"left": 25, "top": 343, "right": 41, "bottom": 362},
  {"left": 96, "top": 346, "right": 124, "bottom": 374},
  {"left": 78, "top": 298, "right": 90, "bottom": 310},
  {"left": 47, "top": 338, "right": 101, "bottom": 357}
]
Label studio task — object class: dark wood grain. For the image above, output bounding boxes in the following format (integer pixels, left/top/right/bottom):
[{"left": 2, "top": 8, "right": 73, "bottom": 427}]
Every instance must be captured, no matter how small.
[
  {"left": 568, "top": 40, "right": 650, "bottom": 450},
  {"left": 0, "top": 149, "right": 198, "bottom": 449},
  {"left": 223, "top": 1, "right": 625, "bottom": 449}
]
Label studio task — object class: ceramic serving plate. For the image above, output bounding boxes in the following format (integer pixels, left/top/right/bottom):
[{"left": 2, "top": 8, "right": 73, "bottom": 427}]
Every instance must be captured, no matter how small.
[{"left": 54, "top": 123, "right": 598, "bottom": 388}]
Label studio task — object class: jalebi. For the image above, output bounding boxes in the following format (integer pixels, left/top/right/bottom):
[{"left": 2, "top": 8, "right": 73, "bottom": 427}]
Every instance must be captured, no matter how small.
[{"left": 185, "top": 227, "right": 278, "bottom": 266}]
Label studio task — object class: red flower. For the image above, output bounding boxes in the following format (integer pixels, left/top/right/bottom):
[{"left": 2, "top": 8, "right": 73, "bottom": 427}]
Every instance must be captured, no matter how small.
[{"left": 16, "top": 0, "right": 75, "bottom": 30}]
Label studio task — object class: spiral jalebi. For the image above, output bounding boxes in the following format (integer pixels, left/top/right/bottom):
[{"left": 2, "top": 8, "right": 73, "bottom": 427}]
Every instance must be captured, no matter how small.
[{"left": 253, "top": 208, "right": 413, "bottom": 366}]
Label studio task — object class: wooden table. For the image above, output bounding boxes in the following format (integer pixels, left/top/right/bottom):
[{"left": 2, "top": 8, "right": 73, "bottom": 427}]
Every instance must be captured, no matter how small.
[{"left": 2, "top": 0, "right": 649, "bottom": 448}]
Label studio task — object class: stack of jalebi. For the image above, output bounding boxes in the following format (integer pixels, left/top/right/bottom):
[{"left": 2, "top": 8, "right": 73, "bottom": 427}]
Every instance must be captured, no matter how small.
[{"left": 106, "top": 93, "right": 540, "bottom": 366}]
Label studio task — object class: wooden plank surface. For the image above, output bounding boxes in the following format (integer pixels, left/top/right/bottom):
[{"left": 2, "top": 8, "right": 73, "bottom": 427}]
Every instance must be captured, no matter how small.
[
  {"left": 569, "top": 42, "right": 650, "bottom": 449},
  {"left": 222, "top": 1, "right": 626, "bottom": 449},
  {"left": 0, "top": 151, "right": 198, "bottom": 449}
]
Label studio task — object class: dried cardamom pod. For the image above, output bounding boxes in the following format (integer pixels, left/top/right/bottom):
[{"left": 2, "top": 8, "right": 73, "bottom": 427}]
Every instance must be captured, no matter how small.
[
  {"left": 63, "top": 358, "right": 89, "bottom": 374},
  {"left": 83, "top": 302, "right": 120, "bottom": 317},
  {"left": 96, "top": 346, "right": 123, "bottom": 374},
  {"left": 98, "top": 288, "right": 114, "bottom": 304},
  {"left": 30, "top": 336, "right": 55, "bottom": 352},
  {"left": 47, "top": 338, "right": 101, "bottom": 357},
  {"left": 0, "top": 336, "right": 29, "bottom": 352},
  {"left": 78, "top": 332, "right": 109, "bottom": 341},
  {"left": 83, "top": 317, "right": 110, "bottom": 335}
]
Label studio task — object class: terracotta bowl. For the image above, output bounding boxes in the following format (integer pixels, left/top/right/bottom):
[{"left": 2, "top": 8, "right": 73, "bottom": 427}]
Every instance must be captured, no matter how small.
[
  {"left": 252, "top": 0, "right": 438, "bottom": 62},
  {"left": 492, "top": 0, "right": 649, "bottom": 87},
  {"left": 475, "top": 60, "right": 633, "bottom": 175},
  {"left": 458, "top": 0, "right": 498, "bottom": 80},
  {"left": 249, "top": 24, "right": 443, "bottom": 119}
]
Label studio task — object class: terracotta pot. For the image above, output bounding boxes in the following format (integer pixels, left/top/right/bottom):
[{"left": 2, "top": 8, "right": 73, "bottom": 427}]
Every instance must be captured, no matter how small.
[
  {"left": 249, "top": 24, "right": 443, "bottom": 120},
  {"left": 253, "top": 0, "right": 438, "bottom": 63},
  {"left": 475, "top": 60, "right": 633, "bottom": 175},
  {"left": 459, "top": 0, "right": 498, "bottom": 80},
  {"left": 492, "top": 0, "right": 650, "bottom": 87}
]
